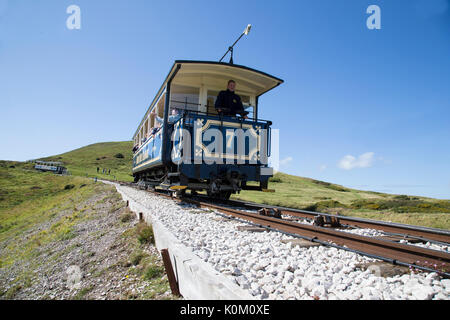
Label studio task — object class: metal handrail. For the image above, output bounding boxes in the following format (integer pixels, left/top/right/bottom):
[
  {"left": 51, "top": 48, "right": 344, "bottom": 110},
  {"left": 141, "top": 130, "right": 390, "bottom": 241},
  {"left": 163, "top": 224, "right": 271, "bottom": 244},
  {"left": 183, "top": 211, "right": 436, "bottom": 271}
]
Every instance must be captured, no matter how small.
[
  {"left": 181, "top": 110, "right": 271, "bottom": 125},
  {"left": 169, "top": 101, "right": 271, "bottom": 124},
  {"left": 134, "top": 100, "right": 272, "bottom": 153},
  {"left": 169, "top": 99, "right": 256, "bottom": 115}
]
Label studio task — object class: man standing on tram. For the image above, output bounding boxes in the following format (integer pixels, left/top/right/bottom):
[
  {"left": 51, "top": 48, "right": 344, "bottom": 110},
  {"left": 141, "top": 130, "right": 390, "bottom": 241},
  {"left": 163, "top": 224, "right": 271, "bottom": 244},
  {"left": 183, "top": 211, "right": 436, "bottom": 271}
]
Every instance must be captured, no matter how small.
[{"left": 215, "top": 80, "right": 249, "bottom": 119}]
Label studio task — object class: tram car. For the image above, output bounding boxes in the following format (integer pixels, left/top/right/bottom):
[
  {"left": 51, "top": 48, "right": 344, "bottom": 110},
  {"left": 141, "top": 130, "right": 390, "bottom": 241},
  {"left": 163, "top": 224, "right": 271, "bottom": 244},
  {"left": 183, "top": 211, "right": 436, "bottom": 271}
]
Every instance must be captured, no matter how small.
[
  {"left": 132, "top": 60, "right": 283, "bottom": 199},
  {"left": 34, "top": 161, "right": 67, "bottom": 175}
]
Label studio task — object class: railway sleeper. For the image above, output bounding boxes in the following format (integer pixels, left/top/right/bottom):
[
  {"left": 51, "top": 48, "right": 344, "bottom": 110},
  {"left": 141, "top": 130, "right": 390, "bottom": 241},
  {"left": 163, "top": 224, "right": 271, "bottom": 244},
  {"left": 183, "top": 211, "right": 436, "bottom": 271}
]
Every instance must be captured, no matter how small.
[
  {"left": 313, "top": 215, "right": 341, "bottom": 228},
  {"left": 258, "top": 208, "right": 282, "bottom": 219}
]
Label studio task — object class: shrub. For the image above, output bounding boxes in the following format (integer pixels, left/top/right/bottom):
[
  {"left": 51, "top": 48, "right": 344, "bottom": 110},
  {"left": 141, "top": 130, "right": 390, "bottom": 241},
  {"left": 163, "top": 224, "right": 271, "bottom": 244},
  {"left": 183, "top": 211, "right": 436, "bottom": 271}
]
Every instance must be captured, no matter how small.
[
  {"left": 130, "top": 251, "right": 145, "bottom": 266},
  {"left": 366, "top": 203, "right": 381, "bottom": 210},
  {"left": 64, "top": 184, "right": 75, "bottom": 190},
  {"left": 349, "top": 198, "right": 450, "bottom": 213},
  {"left": 58, "top": 227, "right": 76, "bottom": 241},
  {"left": 269, "top": 177, "right": 283, "bottom": 183},
  {"left": 351, "top": 199, "right": 389, "bottom": 210},
  {"left": 114, "top": 153, "right": 125, "bottom": 159},
  {"left": 144, "top": 266, "right": 164, "bottom": 280},
  {"left": 312, "top": 180, "right": 349, "bottom": 192},
  {"left": 303, "top": 200, "right": 347, "bottom": 212},
  {"left": 394, "top": 195, "right": 410, "bottom": 201},
  {"left": 136, "top": 223, "right": 154, "bottom": 244},
  {"left": 327, "top": 185, "right": 350, "bottom": 192},
  {"left": 120, "top": 211, "right": 134, "bottom": 223}
]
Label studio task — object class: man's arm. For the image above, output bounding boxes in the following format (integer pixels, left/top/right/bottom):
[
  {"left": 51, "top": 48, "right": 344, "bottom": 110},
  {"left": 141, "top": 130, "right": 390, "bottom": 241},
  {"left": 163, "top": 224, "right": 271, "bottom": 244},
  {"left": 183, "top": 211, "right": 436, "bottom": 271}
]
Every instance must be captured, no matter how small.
[
  {"left": 155, "top": 115, "right": 163, "bottom": 125},
  {"left": 235, "top": 95, "right": 249, "bottom": 118},
  {"left": 168, "top": 114, "right": 182, "bottom": 124}
]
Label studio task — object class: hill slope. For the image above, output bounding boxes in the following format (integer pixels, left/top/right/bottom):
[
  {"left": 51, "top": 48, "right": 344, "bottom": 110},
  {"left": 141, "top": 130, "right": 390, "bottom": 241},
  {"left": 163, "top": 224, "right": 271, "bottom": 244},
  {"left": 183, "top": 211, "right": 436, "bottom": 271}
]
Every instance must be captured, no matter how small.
[
  {"left": 235, "top": 172, "right": 450, "bottom": 229},
  {"left": 37, "top": 142, "right": 450, "bottom": 229},
  {"left": 0, "top": 161, "right": 173, "bottom": 299},
  {"left": 40, "top": 141, "right": 134, "bottom": 182}
]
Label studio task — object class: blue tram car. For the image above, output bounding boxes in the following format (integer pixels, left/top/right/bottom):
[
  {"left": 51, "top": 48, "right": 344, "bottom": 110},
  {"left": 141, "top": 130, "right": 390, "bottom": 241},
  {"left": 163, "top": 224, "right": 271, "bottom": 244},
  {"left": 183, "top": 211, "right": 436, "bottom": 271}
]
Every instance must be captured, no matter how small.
[
  {"left": 132, "top": 61, "right": 283, "bottom": 199},
  {"left": 34, "top": 161, "right": 67, "bottom": 175}
]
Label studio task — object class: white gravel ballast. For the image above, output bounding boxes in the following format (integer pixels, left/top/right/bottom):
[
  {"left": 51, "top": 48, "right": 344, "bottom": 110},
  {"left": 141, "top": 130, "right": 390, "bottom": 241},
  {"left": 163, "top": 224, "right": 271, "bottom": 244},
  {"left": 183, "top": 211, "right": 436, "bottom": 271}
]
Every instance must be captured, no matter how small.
[{"left": 107, "top": 182, "right": 450, "bottom": 300}]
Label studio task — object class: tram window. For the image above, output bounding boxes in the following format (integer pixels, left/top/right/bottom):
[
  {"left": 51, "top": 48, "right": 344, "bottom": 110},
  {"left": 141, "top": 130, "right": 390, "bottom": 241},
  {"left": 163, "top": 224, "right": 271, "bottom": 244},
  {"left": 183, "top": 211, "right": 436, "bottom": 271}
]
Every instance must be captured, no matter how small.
[
  {"left": 149, "top": 112, "right": 156, "bottom": 128},
  {"left": 171, "top": 84, "right": 199, "bottom": 112},
  {"left": 240, "top": 94, "right": 250, "bottom": 105},
  {"left": 144, "top": 119, "right": 149, "bottom": 137},
  {"left": 207, "top": 90, "right": 219, "bottom": 105},
  {"left": 239, "top": 94, "right": 255, "bottom": 117},
  {"left": 207, "top": 90, "right": 219, "bottom": 115},
  {"left": 156, "top": 95, "right": 165, "bottom": 118}
]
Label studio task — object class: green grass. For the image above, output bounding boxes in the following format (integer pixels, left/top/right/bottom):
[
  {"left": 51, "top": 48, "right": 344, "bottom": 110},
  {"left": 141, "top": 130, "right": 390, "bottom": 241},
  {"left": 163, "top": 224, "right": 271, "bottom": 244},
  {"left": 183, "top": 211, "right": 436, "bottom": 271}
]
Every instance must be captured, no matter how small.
[
  {"left": 0, "top": 163, "right": 100, "bottom": 268},
  {"left": 38, "top": 141, "right": 134, "bottom": 182},
  {"left": 136, "top": 222, "right": 155, "bottom": 245},
  {"left": 25, "top": 142, "right": 450, "bottom": 230},
  {"left": 233, "top": 172, "right": 388, "bottom": 209},
  {"left": 119, "top": 223, "right": 173, "bottom": 300},
  {"left": 232, "top": 172, "right": 450, "bottom": 229},
  {"left": 144, "top": 265, "right": 165, "bottom": 280},
  {"left": 0, "top": 161, "right": 176, "bottom": 300}
]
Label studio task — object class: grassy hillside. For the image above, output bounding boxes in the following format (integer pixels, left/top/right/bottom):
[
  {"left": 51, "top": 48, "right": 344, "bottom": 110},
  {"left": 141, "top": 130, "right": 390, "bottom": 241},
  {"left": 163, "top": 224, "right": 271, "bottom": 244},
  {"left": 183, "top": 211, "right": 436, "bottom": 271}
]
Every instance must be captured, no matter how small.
[
  {"left": 39, "top": 141, "right": 134, "bottom": 182},
  {"left": 0, "top": 162, "right": 173, "bottom": 300},
  {"left": 0, "top": 161, "right": 102, "bottom": 269},
  {"left": 34, "top": 142, "right": 450, "bottom": 229},
  {"left": 234, "top": 172, "right": 450, "bottom": 230}
]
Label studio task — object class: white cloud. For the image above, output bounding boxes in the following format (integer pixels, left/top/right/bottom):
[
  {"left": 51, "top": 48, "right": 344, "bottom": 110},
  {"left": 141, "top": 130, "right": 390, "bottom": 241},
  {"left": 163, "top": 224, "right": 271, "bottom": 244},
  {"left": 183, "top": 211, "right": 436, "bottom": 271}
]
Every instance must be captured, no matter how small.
[
  {"left": 280, "top": 156, "right": 293, "bottom": 166},
  {"left": 319, "top": 164, "right": 327, "bottom": 171},
  {"left": 338, "top": 152, "right": 375, "bottom": 170}
]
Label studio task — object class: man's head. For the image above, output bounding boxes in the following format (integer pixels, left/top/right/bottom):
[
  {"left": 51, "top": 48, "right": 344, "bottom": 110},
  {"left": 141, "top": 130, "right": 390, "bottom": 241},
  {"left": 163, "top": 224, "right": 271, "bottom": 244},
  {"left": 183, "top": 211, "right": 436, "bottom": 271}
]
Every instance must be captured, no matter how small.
[{"left": 227, "top": 80, "right": 236, "bottom": 92}]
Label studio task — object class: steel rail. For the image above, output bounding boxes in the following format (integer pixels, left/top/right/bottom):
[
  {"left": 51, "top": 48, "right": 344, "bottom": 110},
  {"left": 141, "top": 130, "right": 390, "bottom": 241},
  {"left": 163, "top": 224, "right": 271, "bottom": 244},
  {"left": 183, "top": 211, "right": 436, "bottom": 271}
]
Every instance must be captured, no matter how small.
[
  {"left": 116, "top": 181, "right": 450, "bottom": 276},
  {"left": 121, "top": 181, "right": 450, "bottom": 244},
  {"left": 211, "top": 211, "right": 449, "bottom": 277},
  {"left": 209, "top": 197, "right": 450, "bottom": 244},
  {"left": 179, "top": 198, "right": 450, "bottom": 277}
]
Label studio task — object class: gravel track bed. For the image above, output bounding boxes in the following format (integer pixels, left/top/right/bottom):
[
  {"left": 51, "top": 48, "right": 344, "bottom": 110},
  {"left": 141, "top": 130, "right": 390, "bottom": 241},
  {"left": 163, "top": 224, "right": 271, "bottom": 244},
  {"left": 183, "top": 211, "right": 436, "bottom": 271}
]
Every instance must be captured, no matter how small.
[
  {"left": 282, "top": 214, "right": 450, "bottom": 253},
  {"left": 111, "top": 182, "right": 450, "bottom": 300}
]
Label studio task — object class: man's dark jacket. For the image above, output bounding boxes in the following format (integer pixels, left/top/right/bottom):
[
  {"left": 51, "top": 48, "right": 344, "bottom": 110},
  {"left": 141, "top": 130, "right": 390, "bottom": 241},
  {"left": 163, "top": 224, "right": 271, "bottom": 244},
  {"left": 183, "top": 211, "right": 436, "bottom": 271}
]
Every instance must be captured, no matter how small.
[{"left": 215, "top": 89, "right": 245, "bottom": 116}]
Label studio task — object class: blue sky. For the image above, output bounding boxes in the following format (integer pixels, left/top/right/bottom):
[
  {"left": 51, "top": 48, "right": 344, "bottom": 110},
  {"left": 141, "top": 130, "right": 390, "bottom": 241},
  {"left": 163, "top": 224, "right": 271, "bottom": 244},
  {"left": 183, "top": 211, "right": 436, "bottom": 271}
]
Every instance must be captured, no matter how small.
[{"left": 0, "top": 0, "right": 449, "bottom": 199}]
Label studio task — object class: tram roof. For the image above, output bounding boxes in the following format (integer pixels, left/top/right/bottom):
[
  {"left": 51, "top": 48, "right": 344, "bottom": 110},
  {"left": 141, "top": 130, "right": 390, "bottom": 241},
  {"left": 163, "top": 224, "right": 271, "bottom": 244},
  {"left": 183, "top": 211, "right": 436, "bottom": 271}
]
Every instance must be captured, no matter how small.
[
  {"left": 170, "top": 60, "right": 284, "bottom": 95},
  {"left": 133, "top": 60, "right": 284, "bottom": 139},
  {"left": 35, "top": 161, "right": 63, "bottom": 165}
]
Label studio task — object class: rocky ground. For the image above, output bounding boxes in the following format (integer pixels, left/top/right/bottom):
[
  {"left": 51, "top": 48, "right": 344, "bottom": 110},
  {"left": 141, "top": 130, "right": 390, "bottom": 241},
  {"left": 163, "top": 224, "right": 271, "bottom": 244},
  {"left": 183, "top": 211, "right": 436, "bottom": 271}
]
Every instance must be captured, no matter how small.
[
  {"left": 112, "top": 183, "right": 450, "bottom": 300},
  {"left": 0, "top": 183, "right": 175, "bottom": 300}
]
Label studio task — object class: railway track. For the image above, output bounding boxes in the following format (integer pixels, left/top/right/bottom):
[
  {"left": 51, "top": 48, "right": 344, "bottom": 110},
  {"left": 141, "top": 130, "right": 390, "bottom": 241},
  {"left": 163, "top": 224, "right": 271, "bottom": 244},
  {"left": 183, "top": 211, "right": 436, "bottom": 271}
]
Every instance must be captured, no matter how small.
[
  {"left": 184, "top": 198, "right": 450, "bottom": 276},
  {"left": 118, "top": 181, "right": 450, "bottom": 277},
  {"left": 222, "top": 198, "right": 450, "bottom": 244}
]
